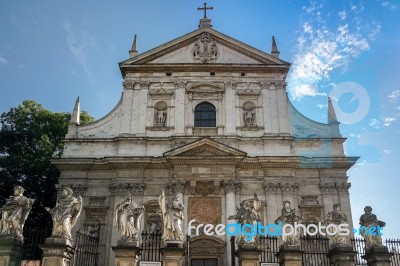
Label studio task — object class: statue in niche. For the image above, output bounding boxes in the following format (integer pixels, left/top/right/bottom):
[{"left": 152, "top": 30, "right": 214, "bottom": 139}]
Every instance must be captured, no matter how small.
[
  {"left": 326, "top": 204, "right": 348, "bottom": 247},
  {"left": 156, "top": 109, "right": 167, "bottom": 126},
  {"left": 359, "top": 206, "right": 385, "bottom": 250},
  {"left": 45, "top": 186, "right": 82, "bottom": 240},
  {"left": 0, "top": 186, "right": 35, "bottom": 239},
  {"left": 114, "top": 194, "right": 144, "bottom": 243},
  {"left": 243, "top": 110, "right": 256, "bottom": 127},
  {"left": 148, "top": 214, "right": 162, "bottom": 234},
  {"left": 228, "top": 193, "right": 261, "bottom": 247},
  {"left": 275, "top": 200, "right": 302, "bottom": 246},
  {"left": 158, "top": 189, "right": 184, "bottom": 242}
]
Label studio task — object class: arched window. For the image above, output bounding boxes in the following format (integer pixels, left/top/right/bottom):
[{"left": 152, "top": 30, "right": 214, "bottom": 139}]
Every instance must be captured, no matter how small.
[{"left": 194, "top": 102, "right": 216, "bottom": 127}]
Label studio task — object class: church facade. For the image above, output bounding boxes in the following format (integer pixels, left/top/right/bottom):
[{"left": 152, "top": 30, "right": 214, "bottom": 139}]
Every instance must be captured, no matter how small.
[{"left": 53, "top": 15, "right": 357, "bottom": 266}]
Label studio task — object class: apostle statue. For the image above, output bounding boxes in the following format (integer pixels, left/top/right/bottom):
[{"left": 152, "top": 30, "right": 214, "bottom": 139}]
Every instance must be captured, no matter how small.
[
  {"left": 359, "top": 206, "right": 385, "bottom": 250},
  {"left": 114, "top": 194, "right": 144, "bottom": 243},
  {"left": 326, "top": 204, "right": 348, "bottom": 247},
  {"left": 275, "top": 200, "right": 302, "bottom": 246},
  {"left": 45, "top": 186, "right": 82, "bottom": 240},
  {"left": 156, "top": 110, "right": 167, "bottom": 126},
  {"left": 228, "top": 193, "right": 261, "bottom": 247},
  {"left": 243, "top": 110, "right": 256, "bottom": 127},
  {"left": 0, "top": 186, "right": 35, "bottom": 239},
  {"left": 158, "top": 189, "right": 184, "bottom": 242}
]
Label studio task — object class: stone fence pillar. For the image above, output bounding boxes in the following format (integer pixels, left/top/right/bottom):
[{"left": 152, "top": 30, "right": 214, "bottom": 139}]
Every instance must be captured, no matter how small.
[
  {"left": 40, "top": 237, "right": 75, "bottom": 266},
  {"left": 277, "top": 245, "right": 303, "bottom": 266},
  {"left": 364, "top": 246, "right": 393, "bottom": 266},
  {"left": 0, "top": 237, "right": 23, "bottom": 266},
  {"left": 327, "top": 246, "right": 356, "bottom": 266}
]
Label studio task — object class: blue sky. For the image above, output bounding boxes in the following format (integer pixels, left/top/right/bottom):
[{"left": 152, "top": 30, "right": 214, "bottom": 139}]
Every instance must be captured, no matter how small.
[{"left": 0, "top": 0, "right": 399, "bottom": 238}]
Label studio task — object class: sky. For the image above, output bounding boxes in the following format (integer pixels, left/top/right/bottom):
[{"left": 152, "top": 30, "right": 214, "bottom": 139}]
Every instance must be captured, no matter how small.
[{"left": 0, "top": 0, "right": 399, "bottom": 238}]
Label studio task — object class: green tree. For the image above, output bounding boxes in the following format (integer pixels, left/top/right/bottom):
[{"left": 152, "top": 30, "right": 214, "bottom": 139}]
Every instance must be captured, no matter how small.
[{"left": 0, "top": 100, "right": 94, "bottom": 229}]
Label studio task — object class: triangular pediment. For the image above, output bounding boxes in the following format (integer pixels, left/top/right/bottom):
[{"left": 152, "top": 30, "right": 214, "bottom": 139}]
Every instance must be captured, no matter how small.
[
  {"left": 164, "top": 138, "right": 247, "bottom": 158},
  {"left": 120, "top": 28, "right": 289, "bottom": 67}
]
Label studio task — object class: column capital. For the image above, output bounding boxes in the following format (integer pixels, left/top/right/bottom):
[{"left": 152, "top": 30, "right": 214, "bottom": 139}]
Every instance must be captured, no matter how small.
[
  {"left": 122, "top": 81, "right": 136, "bottom": 89},
  {"left": 280, "top": 182, "right": 298, "bottom": 193},
  {"left": 167, "top": 180, "right": 186, "bottom": 194},
  {"left": 320, "top": 182, "right": 337, "bottom": 193},
  {"left": 174, "top": 81, "right": 187, "bottom": 89},
  {"left": 222, "top": 179, "right": 242, "bottom": 193},
  {"left": 263, "top": 182, "right": 279, "bottom": 193},
  {"left": 109, "top": 182, "right": 145, "bottom": 195},
  {"left": 336, "top": 182, "right": 351, "bottom": 193}
]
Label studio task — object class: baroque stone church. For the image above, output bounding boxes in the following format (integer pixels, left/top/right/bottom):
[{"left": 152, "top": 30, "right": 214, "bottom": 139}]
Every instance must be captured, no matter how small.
[{"left": 53, "top": 8, "right": 357, "bottom": 266}]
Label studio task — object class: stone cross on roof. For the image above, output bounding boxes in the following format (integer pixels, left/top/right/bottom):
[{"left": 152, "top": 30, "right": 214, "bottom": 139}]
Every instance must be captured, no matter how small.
[{"left": 197, "top": 2, "right": 213, "bottom": 19}]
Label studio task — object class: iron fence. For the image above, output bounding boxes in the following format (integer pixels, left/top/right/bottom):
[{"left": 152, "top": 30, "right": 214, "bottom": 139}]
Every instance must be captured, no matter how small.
[
  {"left": 22, "top": 227, "right": 48, "bottom": 260},
  {"left": 386, "top": 238, "right": 400, "bottom": 266},
  {"left": 259, "top": 235, "right": 279, "bottom": 263},
  {"left": 300, "top": 235, "right": 330, "bottom": 266},
  {"left": 71, "top": 229, "right": 99, "bottom": 266},
  {"left": 140, "top": 231, "right": 162, "bottom": 262},
  {"left": 351, "top": 237, "right": 367, "bottom": 265}
]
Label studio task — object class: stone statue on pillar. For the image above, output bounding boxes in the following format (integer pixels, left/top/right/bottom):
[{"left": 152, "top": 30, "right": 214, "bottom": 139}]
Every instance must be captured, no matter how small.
[
  {"left": 114, "top": 194, "right": 144, "bottom": 245},
  {"left": 45, "top": 186, "right": 82, "bottom": 240},
  {"left": 228, "top": 193, "right": 261, "bottom": 248},
  {"left": 0, "top": 186, "right": 35, "bottom": 239},
  {"left": 275, "top": 200, "right": 302, "bottom": 246},
  {"left": 359, "top": 206, "right": 385, "bottom": 250},
  {"left": 326, "top": 204, "right": 348, "bottom": 247},
  {"left": 158, "top": 189, "right": 184, "bottom": 242}
]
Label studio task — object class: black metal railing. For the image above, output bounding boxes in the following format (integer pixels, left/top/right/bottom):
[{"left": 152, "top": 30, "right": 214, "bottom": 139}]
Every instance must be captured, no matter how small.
[
  {"left": 386, "top": 238, "right": 400, "bottom": 266},
  {"left": 259, "top": 235, "right": 279, "bottom": 263},
  {"left": 351, "top": 237, "right": 367, "bottom": 265},
  {"left": 22, "top": 227, "right": 48, "bottom": 260},
  {"left": 72, "top": 230, "right": 99, "bottom": 266},
  {"left": 140, "top": 231, "right": 162, "bottom": 262},
  {"left": 300, "top": 235, "right": 330, "bottom": 266}
]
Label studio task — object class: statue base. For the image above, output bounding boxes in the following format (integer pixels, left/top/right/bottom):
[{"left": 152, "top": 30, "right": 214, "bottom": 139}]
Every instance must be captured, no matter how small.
[
  {"left": 160, "top": 247, "right": 185, "bottom": 266},
  {"left": 235, "top": 247, "right": 261, "bottom": 266},
  {"left": 112, "top": 245, "right": 141, "bottom": 266},
  {"left": 327, "top": 246, "right": 356, "bottom": 266},
  {"left": 0, "top": 236, "right": 23, "bottom": 266},
  {"left": 40, "top": 237, "right": 75, "bottom": 266},
  {"left": 117, "top": 239, "right": 139, "bottom": 247},
  {"left": 164, "top": 240, "right": 183, "bottom": 249},
  {"left": 363, "top": 246, "right": 393, "bottom": 266},
  {"left": 277, "top": 245, "right": 303, "bottom": 266}
]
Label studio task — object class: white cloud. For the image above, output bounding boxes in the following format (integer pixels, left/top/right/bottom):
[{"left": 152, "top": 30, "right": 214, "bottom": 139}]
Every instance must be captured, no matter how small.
[
  {"left": 287, "top": 1, "right": 381, "bottom": 100},
  {"left": 369, "top": 118, "right": 380, "bottom": 129},
  {"left": 63, "top": 21, "right": 94, "bottom": 80},
  {"left": 388, "top": 90, "right": 400, "bottom": 102},
  {"left": 316, "top": 103, "right": 328, "bottom": 109},
  {"left": 383, "top": 117, "right": 396, "bottom": 127},
  {"left": 0, "top": 57, "right": 7, "bottom": 65},
  {"left": 383, "top": 149, "right": 392, "bottom": 154}
]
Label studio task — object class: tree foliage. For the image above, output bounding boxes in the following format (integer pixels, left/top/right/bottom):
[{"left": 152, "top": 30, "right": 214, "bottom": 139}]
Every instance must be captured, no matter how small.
[{"left": 0, "top": 100, "right": 94, "bottom": 229}]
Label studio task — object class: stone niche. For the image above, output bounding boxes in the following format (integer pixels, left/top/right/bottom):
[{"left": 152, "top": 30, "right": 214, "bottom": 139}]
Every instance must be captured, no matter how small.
[{"left": 298, "top": 195, "right": 323, "bottom": 224}]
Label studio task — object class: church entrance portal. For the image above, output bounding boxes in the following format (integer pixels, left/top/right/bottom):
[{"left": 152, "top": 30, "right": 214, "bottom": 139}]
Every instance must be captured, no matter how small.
[{"left": 188, "top": 236, "right": 225, "bottom": 266}]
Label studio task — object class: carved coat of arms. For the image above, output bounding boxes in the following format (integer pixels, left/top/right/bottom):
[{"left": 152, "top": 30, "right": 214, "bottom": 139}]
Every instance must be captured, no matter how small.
[{"left": 193, "top": 33, "right": 218, "bottom": 63}]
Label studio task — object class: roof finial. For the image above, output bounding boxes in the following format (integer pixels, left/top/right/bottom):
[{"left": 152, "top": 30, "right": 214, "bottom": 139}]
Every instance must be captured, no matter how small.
[
  {"left": 271, "top": 36, "right": 280, "bottom": 58},
  {"left": 197, "top": 2, "right": 213, "bottom": 28},
  {"left": 69, "top": 96, "right": 80, "bottom": 126},
  {"left": 327, "top": 97, "right": 339, "bottom": 124},
  {"left": 129, "top": 34, "right": 138, "bottom": 58}
]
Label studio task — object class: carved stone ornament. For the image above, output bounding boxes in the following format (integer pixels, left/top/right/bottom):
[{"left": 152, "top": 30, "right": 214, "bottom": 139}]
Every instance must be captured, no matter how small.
[
  {"left": 174, "top": 81, "right": 187, "bottom": 89},
  {"left": 224, "top": 81, "right": 238, "bottom": 89},
  {"left": 222, "top": 179, "right": 242, "bottom": 193},
  {"left": 280, "top": 182, "right": 298, "bottom": 193},
  {"left": 68, "top": 184, "right": 88, "bottom": 196},
  {"left": 190, "top": 198, "right": 220, "bottom": 224},
  {"left": 336, "top": 182, "right": 351, "bottom": 192},
  {"left": 192, "top": 32, "right": 218, "bottom": 63},
  {"left": 123, "top": 82, "right": 135, "bottom": 89},
  {"left": 109, "top": 183, "right": 145, "bottom": 195},
  {"left": 140, "top": 82, "right": 150, "bottom": 89},
  {"left": 263, "top": 182, "right": 279, "bottom": 193},
  {"left": 195, "top": 181, "right": 215, "bottom": 196},
  {"left": 319, "top": 182, "right": 336, "bottom": 193},
  {"left": 167, "top": 181, "right": 186, "bottom": 194}
]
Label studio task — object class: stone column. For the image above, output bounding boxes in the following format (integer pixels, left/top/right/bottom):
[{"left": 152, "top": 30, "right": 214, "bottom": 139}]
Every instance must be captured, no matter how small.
[
  {"left": 319, "top": 182, "right": 337, "bottom": 221},
  {"left": 336, "top": 182, "right": 353, "bottom": 231},
  {"left": 235, "top": 248, "right": 261, "bottom": 266},
  {"left": 40, "top": 238, "right": 75, "bottom": 266},
  {"left": 263, "top": 181, "right": 280, "bottom": 224},
  {"left": 277, "top": 245, "right": 303, "bottom": 266},
  {"left": 327, "top": 246, "right": 356, "bottom": 266},
  {"left": 364, "top": 246, "right": 393, "bottom": 266},
  {"left": 224, "top": 82, "right": 237, "bottom": 134},
  {"left": 160, "top": 247, "right": 185, "bottom": 266},
  {"left": 0, "top": 237, "right": 23, "bottom": 266},
  {"left": 174, "top": 81, "right": 186, "bottom": 135},
  {"left": 223, "top": 179, "right": 242, "bottom": 266},
  {"left": 261, "top": 82, "right": 273, "bottom": 134},
  {"left": 111, "top": 245, "right": 140, "bottom": 266}
]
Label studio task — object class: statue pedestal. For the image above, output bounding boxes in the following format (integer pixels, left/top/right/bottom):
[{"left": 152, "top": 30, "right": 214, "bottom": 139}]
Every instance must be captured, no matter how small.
[
  {"left": 277, "top": 245, "right": 303, "bottom": 266},
  {"left": 364, "top": 246, "right": 393, "bottom": 266},
  {"left": 40, "top": 237, "right": 75, "bottom": 266},
  {"left": 112, "top": 244, "right": 141, "bottom": 266},
  {"left": 235, "top": 247, "right": 261, "bottom": 266},
  {"left": 327, "top": 246, "right": 356, "bottom": 266},
  {"left": 0, "top": 236, "right": 23, "bottom": 266},
  {"left": 160, "top": 247, "right": 185, "bottom": 266}
]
